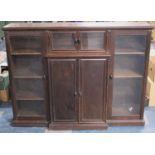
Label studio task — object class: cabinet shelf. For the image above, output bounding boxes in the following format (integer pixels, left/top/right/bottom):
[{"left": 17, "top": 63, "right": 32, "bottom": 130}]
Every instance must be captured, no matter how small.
[
  {"left": 115, "top": 48, "right": 145, "bottom": 52},
  {"left": 11, "top": 51, "right": 42, "bottom": 56},
  {"left": 114, "top": 70, "right": 143, "bottom": 78},
  {"left": 17, "top": 110, "right": 45, "bottom": 118},
  {"left": 13, "top": 75, "right": 44, "bottom": 79},
  {"left": 16, "top": 100, "right": 46, "bottom": 118},
  {"left": 16, "top": 90, "right": 44, "bottom": 100},
  {"left": 115, "top": 51, "right": 145, "bottom": 55},
  {"left": 16, "top": 97, "right": 45, "bottom": 101}
]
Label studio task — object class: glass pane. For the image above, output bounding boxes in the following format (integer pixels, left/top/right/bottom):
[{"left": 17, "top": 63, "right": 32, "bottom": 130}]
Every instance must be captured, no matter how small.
[
  {"left": 114, "top": 55, "right": 145, "bottom": 77},
  {"left": 15, "top": 79, "right": 44, "bottom": 99},
  {"left": 112, "top": 32, "right": 146, "bottom": 117},
  {"left": 10, "top": 36, "right": 43, "bottom": 53},
  {"left": 17, "top": 100, "right": 45, "bottom": 117},
  {"left": 112, "top": 78, "right": 143, "bottom": 116},
  {"left": 115, "top": 35, "right": 146, "bottom": 52},
  {"left": 12, "top": 56, "right": 43, "bottom": 77},
  {"left": 52, "top": 32, "right": 75, "bottom": 50},
  {"left": 80, "top": 32, "right": 105, "bottom": 50}
]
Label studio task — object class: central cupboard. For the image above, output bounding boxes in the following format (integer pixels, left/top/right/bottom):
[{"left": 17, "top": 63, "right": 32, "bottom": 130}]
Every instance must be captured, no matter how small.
[{"left": 48, "top": 58, "right": 109, "bottom": 129}]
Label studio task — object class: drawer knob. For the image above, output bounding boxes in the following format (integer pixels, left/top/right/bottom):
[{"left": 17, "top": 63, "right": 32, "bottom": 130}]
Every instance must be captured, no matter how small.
[{"left": 74, "top": 92, "right": 77, "bottom": 96}]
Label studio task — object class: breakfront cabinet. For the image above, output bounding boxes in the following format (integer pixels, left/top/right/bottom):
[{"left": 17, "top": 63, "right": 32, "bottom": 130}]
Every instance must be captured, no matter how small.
[{"left": 3, "top": 22, "right": 152, "bottom": 129}]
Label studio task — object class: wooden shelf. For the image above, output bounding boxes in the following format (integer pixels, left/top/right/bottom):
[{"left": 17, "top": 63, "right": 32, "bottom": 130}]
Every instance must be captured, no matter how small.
[
  {"left": 115, "top": 51, "right": 144, "bottom": 55},
  {"left": 16, "top": 91, "right": 44, "bottom": 100},
  {"left": 114, "top": 70, "right": 143, "bottom": 78},
  {"left": 16, "top": 97, "right": 44, "bottom": 101},
  {"left": 11, "top": 52, "right": 42, "bottom": 56},
  {"left": 17, "top": 110, "right": 45, "bottom": 117},
  {"left": 45, "top": 52, "right": 110, "bottom": 58},
  {"left": 13, "top": 75, "right": 44, "bottom": 79},
  {"left": 115, "top": 48, "right": 145, "bottom": 53}
]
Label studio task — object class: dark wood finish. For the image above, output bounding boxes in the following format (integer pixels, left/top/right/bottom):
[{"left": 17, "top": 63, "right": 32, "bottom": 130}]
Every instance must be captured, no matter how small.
[
  {"left": 48, "top": 59, "right": 77, "bottom": 122},
  {"left": 49, "top": 122, "right": 108, "bottom": 130},
  {"left": 79, "top": 59, "right": 107, "bottom": 122},
  {"left": 3, "top": 22, "right": 153, "bottom": 30},
  {"left": 107, "top": 120, "right": 145, "bottom": 126},
  {"left": 3, "top": 22, "right": 153, "bottom": 129}
]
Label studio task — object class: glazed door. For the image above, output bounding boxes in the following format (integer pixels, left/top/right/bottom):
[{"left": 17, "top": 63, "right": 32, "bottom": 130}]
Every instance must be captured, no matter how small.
[
  {"left": 48, "top": 59, "right": 77, "bottom": 122},
  {"left": 111, "top": 30, "right": 148, "bottom": 118},
  {"left": 79, "top": 59, "right": 108, "bottom": 123}
]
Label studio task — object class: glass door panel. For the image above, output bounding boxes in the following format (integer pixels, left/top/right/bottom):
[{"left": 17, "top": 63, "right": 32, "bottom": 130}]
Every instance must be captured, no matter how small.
[
  {"left": 112, "top": 31, "right": 147, "bottom": 117},
  {"left": 80, "top": 31, "right": 105, "bottom": 51}
]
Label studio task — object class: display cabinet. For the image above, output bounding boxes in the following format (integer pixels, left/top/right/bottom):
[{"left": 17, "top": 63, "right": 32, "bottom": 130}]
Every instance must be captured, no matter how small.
[{"left": 3, "top": 22, "right": 152, "bottom": 129}]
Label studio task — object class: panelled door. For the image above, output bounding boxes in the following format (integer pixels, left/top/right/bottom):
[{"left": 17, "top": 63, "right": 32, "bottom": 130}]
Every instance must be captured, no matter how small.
[
  {"left": 48, "top": 58, "right": 109, "bottom": 124},
  {"left": 79, "top": 59, "right": 108, "bottom": 123},
  {"left": 48, "top": 59, "right": 77, "bottom": 122}
]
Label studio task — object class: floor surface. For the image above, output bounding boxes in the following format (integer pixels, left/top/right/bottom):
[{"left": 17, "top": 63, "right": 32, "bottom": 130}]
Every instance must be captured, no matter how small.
[{"left": 0, "top": 103, "right": 155, "bottom": 133}]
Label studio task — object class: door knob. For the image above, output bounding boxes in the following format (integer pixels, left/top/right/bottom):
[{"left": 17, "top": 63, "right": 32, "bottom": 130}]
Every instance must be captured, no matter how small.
[{"left": 109, "top": 74, "right": 113, "bottom": 79}]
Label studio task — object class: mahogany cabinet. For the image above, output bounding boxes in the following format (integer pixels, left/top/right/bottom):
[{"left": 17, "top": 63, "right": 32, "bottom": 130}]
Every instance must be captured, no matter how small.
[{"left": 3, "top": 22, "right": 153, "bottom": 129}]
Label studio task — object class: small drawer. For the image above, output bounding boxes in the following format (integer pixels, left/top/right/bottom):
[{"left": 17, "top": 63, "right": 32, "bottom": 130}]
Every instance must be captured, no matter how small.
[
  {"left": 51, "top": 31, "right": 77, "bottom": 51},
  {"left": 79, "top": 31, "right": 106, "bottom": 51}
]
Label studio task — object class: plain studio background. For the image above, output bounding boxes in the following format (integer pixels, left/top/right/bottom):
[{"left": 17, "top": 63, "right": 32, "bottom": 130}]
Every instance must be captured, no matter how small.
[{"left": 0, "top": 0, "right": 155, "bottom": 155}]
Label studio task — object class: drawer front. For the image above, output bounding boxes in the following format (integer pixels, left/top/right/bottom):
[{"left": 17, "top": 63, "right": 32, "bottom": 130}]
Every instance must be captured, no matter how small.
[
  {"left": 51, "top": 31, "right": 77, "bottom": 50},
  {"left": 79, "top": 31, "right": 106, "bottom": 51},
  {"left": 50, "top": 31, "right": 106, "bottom": 51}
]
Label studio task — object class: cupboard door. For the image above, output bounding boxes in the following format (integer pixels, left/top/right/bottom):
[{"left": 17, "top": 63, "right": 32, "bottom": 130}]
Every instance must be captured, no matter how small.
[
  {"left": 79, "top": 59, "right": 108, "bottom": 122},
  {"left": 111, "top": 30, "right": 147, "bottom": 117},
  {"left": 48, "top": 59, "right": 77, "bottom": 122}
]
